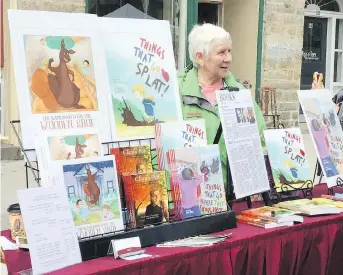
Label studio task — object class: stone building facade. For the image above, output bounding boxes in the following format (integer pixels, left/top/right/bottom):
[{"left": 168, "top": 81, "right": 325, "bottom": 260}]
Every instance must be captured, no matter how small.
[{"left": 261, "top": 0, "right": 305, "bottom": 128}]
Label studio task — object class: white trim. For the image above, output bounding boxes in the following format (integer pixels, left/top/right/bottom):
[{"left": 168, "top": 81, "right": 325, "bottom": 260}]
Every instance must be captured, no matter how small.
[
  {"left": 0, "top": 70, "right": 3, "bottom": 137},
  {"left": 178, "top": 0, "right": 187, "bottom": 71},
  {"left": 199, "top": 0, "right": 223, "bottom": 3},
  {"left": 304, "top": 10, "right": 343, "bottom": 18}
]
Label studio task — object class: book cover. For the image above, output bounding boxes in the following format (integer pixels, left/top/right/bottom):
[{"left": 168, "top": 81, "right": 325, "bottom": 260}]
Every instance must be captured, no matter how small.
[
  {"left": 240, "top": 206, "right": 303, "bottom": 223},
  {"left": 110, "top": 145, "right": 153, "bottom": 176},
  {"left": 264, "top": 128, "right": 312, "bottom": 192},
  {"left": 167, "top": 145, "right": 227, "bottom": 220},
  {"left": 45, "top": 129, "right": 103, "bottom": 161},
  {"left": 154, "top": 120, "right": 207, "bottom": 170},
  {"left": 123, "top": 171, "right": 169, "bottom": 228},
  {"left": 61, "top": 155, "right": 124, "bottom": 238}
]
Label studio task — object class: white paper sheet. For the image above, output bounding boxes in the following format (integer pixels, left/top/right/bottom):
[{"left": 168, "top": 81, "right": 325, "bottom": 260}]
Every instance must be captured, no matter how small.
[
  {"left": 0, "top": 236, "right": 18, "bottom": 250},
  {"left": 17, "top": 186, "right": 82, "bottom": 275},
  {"left": 217, "top": 89, "right": 270, "bottom": 199}
]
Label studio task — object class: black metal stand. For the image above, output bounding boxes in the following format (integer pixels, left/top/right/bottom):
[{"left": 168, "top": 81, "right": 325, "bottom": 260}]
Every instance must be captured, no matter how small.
[
  {"left": 328, "top": 177, "right": 343, "bottom": 195},
  {"left": 10, "top": 120, "right": 40, "bottom": 187}
]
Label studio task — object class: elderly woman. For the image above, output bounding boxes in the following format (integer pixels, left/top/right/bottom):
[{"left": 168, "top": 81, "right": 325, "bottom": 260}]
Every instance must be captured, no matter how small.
[{"left": 178, "top": 23, "right": 269, "bottom": 203}]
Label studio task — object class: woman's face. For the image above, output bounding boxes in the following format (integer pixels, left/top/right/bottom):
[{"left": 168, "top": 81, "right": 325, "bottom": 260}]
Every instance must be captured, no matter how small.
[{"left": 198, "top": 43, "right": 232, "bottom": 79}]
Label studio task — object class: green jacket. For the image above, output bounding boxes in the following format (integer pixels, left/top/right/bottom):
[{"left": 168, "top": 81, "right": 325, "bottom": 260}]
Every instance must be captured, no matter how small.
[{"left": 178, "top": 67, "right": 267, "bottom": 188}]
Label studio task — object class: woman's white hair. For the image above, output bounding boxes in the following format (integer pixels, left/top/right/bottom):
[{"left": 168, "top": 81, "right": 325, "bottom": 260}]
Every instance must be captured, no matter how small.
[{"left": 188, "top": 23, "right": 232, "bottom": 67}]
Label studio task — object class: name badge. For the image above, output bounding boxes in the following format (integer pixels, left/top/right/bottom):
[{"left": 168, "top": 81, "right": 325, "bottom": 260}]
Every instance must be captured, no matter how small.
[{"left": 185, "top": 111, "right": 203, "bottom": 119}]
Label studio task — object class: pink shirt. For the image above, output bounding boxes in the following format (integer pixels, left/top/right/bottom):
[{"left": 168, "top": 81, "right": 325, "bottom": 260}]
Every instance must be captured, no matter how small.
[
  {"left": 200, "top": 82, "right": 224, "bottom": 106},
  {"left": 178, "top": 175, "right": 203, "bottom": 209}
]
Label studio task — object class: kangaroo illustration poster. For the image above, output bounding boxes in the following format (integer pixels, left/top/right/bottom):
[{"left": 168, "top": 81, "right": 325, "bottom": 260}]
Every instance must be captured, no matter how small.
[
  {"left": 264, "top": 128, "right": 312, "bottom": 192},
  {"left": 298, "top": 89, "right": 343, "bottom": 188},
  {"left": 61, "top": 155, "right": 124, "bottom": 238},
  {"left": 24, "top": 35, "right": 98, "bottom": 113},
  {"left": 46, "top": 130, "right": 103, "bottom": 161},
  {"left": 100, "top": 18, "right": 182, "bottom": 141},
  {"left": 8, "top": 10, "right": 114, "bottom": 153}
]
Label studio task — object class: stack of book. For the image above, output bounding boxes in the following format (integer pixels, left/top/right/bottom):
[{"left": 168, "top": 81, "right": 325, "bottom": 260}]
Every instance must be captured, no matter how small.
[
  {"left": 237, "top": 206, "right": 303, "bottom": 229},
  {"left": 274, "top": 198, "right": 342, "bottom": 216}
]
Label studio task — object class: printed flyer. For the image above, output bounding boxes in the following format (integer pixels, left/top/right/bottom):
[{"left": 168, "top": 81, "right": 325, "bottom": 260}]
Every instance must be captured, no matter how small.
[{"left": 217, "top": 89, "right": 270, "bottom": 199}]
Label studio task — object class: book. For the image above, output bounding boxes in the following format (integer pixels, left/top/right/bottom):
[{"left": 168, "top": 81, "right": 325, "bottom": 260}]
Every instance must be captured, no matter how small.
[
  {"left": 123, "top": 171, "right": 169, "bottom": 228},
  {"left": 240, "top": 206, "right": 304, "bottom": 223},
  {"left": 167, "top": 145, "right": 227, "bottom": 220},
  {"left": 154, "top": 120, "right": 207, "bottom": 170},
  {"left": 110, "top": 145, "right": 153, "bottom": 176},
  {"left": 274, "top": 199, "right": 341, "bottom": 216},
  {"left": 321, "top": 194, "right": 343, "bottom": 202},
  {"left": 263, "top": 128, "right": 312, "bottom": 192},
  {"left": 237, "top": 215, "right": 294, "bottom": 229},
  {"left": 60, "top": 155, "right": 124, "bottom": 238}
]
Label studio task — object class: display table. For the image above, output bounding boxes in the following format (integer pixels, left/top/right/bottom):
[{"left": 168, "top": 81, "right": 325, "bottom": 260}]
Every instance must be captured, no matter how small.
[{"left": 2, "top": 211, "right": 343, "bottom": 275}]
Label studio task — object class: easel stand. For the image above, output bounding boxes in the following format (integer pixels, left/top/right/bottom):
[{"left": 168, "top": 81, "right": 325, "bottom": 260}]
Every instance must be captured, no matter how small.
[
  {"left": 313, "top": 159, "right": 343, "bottom": 195},
  {"left": 328, "top": 177, "right": 343, "bottom": 195},
  {"left": 10, "top": 120, "right": 237, "bottom": 261}
]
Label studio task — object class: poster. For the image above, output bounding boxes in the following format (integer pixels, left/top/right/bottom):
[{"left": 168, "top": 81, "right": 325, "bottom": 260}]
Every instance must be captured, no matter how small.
[
  {"left": 264, "top": 128, "right": 312, "bottom": 192},
  {"left": 8, "top": 10, "right": 114, "bottom": 153},
  {"left": 217, "top": 89, "right": 270, "bottom": 199},
  {"left": 298, "top": 89, "right": 343, "bottom": 188},
  {"left": 58, "top": 156, "right": 124, "bottom": 238},
  {"left": 45, "top": 129, "right": 102, "bottom": 161},
  {"left": 100, "top": 18, "right": 182, "bottom": 141}
]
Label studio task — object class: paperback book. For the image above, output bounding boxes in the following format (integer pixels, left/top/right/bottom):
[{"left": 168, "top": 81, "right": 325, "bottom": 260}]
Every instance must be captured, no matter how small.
[
  {"left": 167, "top": 145, "right": 227, "bottom": 220},
  {"left": 123, "top": 171, "right": 169, "bottom": 228}
]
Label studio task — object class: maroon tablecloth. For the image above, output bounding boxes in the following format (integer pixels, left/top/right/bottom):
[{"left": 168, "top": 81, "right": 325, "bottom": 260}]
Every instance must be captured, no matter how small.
[{"left": 2, "top": 212, "right": 343, "bottom": 275}]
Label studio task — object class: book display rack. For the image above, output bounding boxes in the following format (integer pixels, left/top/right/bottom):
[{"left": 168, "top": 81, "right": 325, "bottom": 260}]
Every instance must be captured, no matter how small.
[{"left": 10, "top": 120, "right": 237, "bottom": 261}]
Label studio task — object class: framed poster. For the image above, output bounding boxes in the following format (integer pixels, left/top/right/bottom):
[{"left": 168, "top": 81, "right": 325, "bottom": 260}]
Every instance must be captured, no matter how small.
[
  {"left": 100, "top": 18, "right": 182, "bottom": 141},
  {"left": 8, "top": 10, "right": 114, "bottom": 150},
  {"left": 264, "top": 128, "right": 312, "bottom": 192}
]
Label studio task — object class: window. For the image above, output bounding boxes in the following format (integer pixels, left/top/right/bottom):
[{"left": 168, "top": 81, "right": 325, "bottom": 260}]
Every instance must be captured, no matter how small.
[
  {"left": 334, "top": 18, "right": 343, "bottom": 95},
  {"left": 107, "top": 180, "right": 114, "bottom": 193},
  {"left": 67, "top": 186, "right": 76, "bottom": 198},
  {"left": 305, "top": 0, "right": 340, "bottom": 12}
]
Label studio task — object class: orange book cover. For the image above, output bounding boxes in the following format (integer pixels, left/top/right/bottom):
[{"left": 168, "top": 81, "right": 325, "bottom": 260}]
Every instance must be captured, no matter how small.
[
  {"left": 123, "top": 171, "right": 169, "bottom": 228},
  {"left": 240, "top": 206, "right": 294, "bottom": 222},
  {"left": 236, "top": 215, "right": 271, "bottom": 228},
  {"left": 110, "top": 145, "right": 153, "bottom": 176}
]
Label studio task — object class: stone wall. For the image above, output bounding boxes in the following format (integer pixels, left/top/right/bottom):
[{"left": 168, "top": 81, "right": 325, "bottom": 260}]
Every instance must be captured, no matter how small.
[
  {"left": 261, "top": 0, "right": 305, "bottom": 127},
  {"left": 17, "top": 0, "right": 85, "bottom": 12}
]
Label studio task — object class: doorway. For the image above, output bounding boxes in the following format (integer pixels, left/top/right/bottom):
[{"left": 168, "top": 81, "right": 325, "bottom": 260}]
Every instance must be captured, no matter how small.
[
  {"left": 299, "top": 17, "right": 328, "bottom": 119},
  {"left": 300, "top": 17, "right": 328, "bottom": 90}
]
